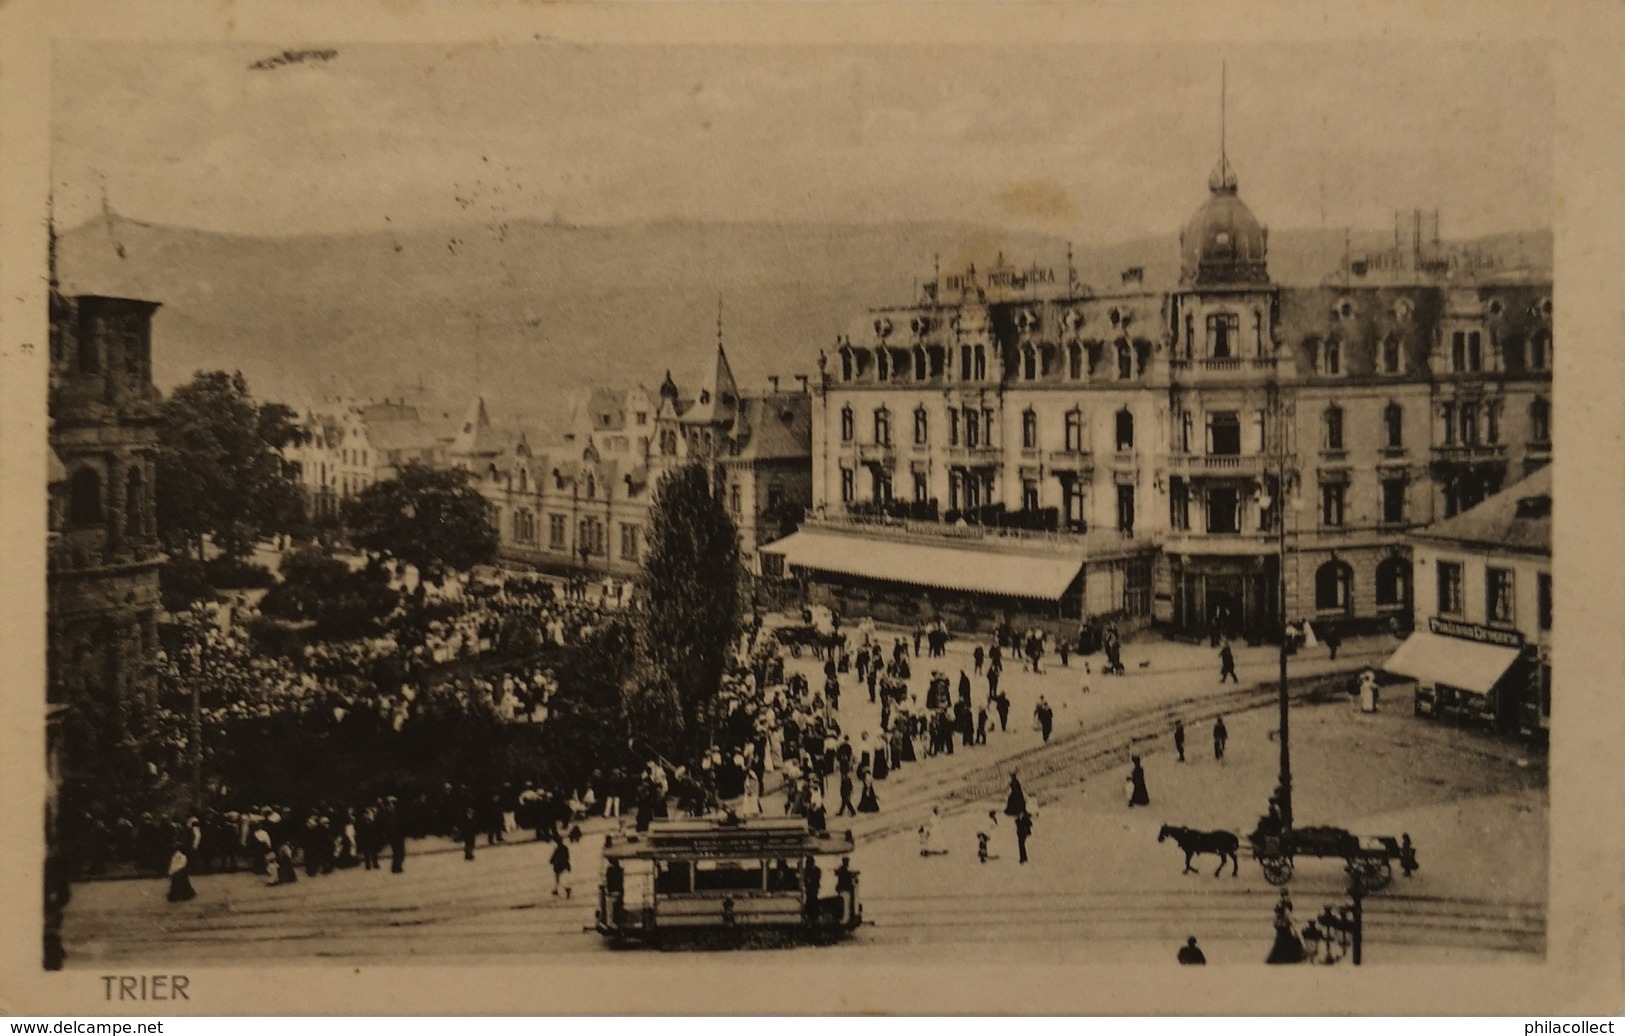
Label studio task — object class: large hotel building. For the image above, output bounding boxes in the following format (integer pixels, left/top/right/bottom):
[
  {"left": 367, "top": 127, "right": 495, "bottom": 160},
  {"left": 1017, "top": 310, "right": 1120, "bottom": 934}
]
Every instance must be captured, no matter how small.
[{"left": 767, "top": 151, "right": 1552, "bottom": 643}]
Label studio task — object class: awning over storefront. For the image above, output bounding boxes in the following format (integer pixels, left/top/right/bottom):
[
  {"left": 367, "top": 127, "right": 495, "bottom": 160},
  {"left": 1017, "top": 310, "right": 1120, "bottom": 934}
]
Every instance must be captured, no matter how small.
[
  {"left": 1381, "top": 630, "right": 1521, "bottom": 695},
  {"left": 763, "top": 529, "right": 1084, "bottom": 601}
]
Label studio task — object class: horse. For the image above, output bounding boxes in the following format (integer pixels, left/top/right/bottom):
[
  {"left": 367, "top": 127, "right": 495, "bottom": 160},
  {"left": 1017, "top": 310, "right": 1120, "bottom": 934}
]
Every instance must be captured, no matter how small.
[{"left": 1158, "top": 824, "right": 1240, "bottom": 877}]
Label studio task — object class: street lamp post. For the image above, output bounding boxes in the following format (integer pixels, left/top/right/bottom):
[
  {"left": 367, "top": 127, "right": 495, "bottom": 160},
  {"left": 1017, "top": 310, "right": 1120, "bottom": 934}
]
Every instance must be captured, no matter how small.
[{"left": 1270, "top": 381, "right": 1293, "bottom": 831}]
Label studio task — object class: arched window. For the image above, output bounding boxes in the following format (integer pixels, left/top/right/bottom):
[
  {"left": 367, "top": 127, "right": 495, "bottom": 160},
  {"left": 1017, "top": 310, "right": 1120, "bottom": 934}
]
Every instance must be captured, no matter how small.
[
  {"left": 1381, "top": 334, "right": 1403, "bottom": 374},
  {"left": 1021, "top": 409, "right": 1038, "bottom": 449},
  {"left": 124, "top": 466, "right": 144, "bottom": 536},
  {"left": 1322, "top": 337, "right": 1342, "bottom": 376},
  {"left": 518, "top": 468, "right": 528, "bottom": 492},
  {"left": 1376, "top": 557, "right": 1411, "bottom": 609},
  {"left": 839, "top": 347, "right": 854, "bottom": 381},
  {"left": 68, "top": 467, "right": 102, "bottom": 526},
  {"left": 1314, "top": 560, "right": 1353, "bottom": 613},
  {"left": 1323, "top": 405, "right": 1345, "bottom": 451},
  {"left": 1253, "top": 310, "right": 1265, "bottom": 355},
  {"left": 1530, "top": 397, "right": 1551, "bottom": 444},
  {"left": 1114, "top": 409, "right": 1135, "bottom": 452},
  {"left": 1022, "top": 344, "right": 1037, "bottom": 381},
  {"left": 1528, "top": 330, "right": 1550, "bottom": 371},
  {"left": 877, "top": 349, "right": 891, "bottom": 382},
  {"left": 840, "top": 406, "right": 855, "bottom": 443},
  {"left": 1064, "top": 409, "right": 1084, "bottom": 452},
  {"left": 1117, "top": 340, "right": 1134, "bottom": 380},
  {"left": 960, "top": 345, "right": 973, "bottom": 381},
  {"left": 585, "top": 474, "right": 596, "bottom": 499},
  {"left": 913, "top": 346, "right": 928, "bottom": 381},
  {"left": 1068, "top": 342, "right": 1084, "bottom": 380},
  {"left": 913, "top": 406, "right": 929, "bottom": 446},
  {"left": 1383, "top": 402, "right": 1403, "bottom": 449},
  {"left": 873, "top": 407, "right": 891, "bottom": 446},
  {"left": 973, "top": 345, "right": 987, "bottom": 381}
]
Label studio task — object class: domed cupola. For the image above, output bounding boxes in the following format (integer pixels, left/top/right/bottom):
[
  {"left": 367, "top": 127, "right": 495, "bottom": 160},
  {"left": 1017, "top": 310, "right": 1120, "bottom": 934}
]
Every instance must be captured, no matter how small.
[{"left": 1180, "top": 155, "right": 1269, "bottom": 287}]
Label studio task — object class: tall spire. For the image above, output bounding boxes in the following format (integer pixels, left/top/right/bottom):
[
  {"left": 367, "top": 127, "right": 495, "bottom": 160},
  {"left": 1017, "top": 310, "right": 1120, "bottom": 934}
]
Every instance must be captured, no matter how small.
[
  {"left": 1208, "top": 62, "right": 1239, "bottom": 195},
  {"left": 716, "top": 294, "right": 724, "bottom": 352}
]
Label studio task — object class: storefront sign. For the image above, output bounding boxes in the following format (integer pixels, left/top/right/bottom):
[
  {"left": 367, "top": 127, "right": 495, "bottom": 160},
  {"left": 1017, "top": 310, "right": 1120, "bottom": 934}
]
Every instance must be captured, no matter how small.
[{"left": 1428, "top": 616, "right": 1523, "bottom": 648}]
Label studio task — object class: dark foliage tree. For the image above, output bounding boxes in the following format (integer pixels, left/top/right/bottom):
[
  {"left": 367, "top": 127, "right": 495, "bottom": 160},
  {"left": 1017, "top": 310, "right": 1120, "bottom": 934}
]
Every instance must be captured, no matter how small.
[
  {"left": 344, "top": 464, "right": 497, "bottom": 585},
  {"left": 258, "top": 546, "right": 398, "bottom": 641},
  {"left": 155, "top": 371, "right": 305, "bottom": 561},
  {"left": 634, "top": 463, "right": 742, "bottom": 761}
]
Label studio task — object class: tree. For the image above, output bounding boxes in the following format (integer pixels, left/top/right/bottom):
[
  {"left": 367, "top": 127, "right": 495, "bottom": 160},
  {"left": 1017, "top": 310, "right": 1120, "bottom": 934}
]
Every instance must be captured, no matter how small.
[
  {"left": 345, "top": 464, "right": 497, "bottom": 584},
  {"left": 633, "top": 463, "right": 742, "bottom": 760},
  {"left": 258, "top": 546, "right": 397, "bottom": 641},
  {"left": 156, "top": 371, "right": 305, "bottom": 560}
]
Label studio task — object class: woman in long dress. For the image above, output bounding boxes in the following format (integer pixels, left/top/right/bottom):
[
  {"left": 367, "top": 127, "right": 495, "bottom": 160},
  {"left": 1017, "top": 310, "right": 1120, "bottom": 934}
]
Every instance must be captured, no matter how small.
[
  {"left": 1127, "top": 756, "right": 1151, "bottom": 807},
  {"left": 1004, "top": 773, "right": 1027, "bottom": 818},
  {"left": 857, "top": 777, "right": 880, "bottom": 814},
  {"left": 166, "top": 843, "right": 197, "bottom": 903}
]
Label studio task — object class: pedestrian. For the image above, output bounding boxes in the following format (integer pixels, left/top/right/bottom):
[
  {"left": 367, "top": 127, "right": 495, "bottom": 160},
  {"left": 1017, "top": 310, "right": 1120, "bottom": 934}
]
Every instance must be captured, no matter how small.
[
  {"left": 1058, "top": 638, "right": 1070, "bottom": 668},
  {"left": 836, "top": 771, "right": 857, "bottom": 817},
  {"left": 1213, "top": 716, "right": 1228, "bottom": 761},
  {"left": 977, "top": 831, "right": 990, "bottom": 864},
  {"left": 918, "top": 806, "right": 941, "bottom": 856},
  {"left": 987, "top": 664, "right": 1001, "bottom": 700},
  {"left": 1219, "top": 642, "right": 1238, "bottom": 684},
  {"left": 459, "top": 807, "right": 479, "bottom": 862},
  {"left": 1127, "top": 755, "right": 1150, "bottom": 807},
  {"left": 166, "top": 840, "right": 197, "bottom": 903},
  {"left": 1004, "top": 772, "right": 1027, "bottom": 819},
  {"left": 974, "top": 645, "right": 985, "bottom": 675},
  {"left": 976, "top": 707, "right": 989, "bottom": 745},
  {"left": 1401, "top": 833, "right": 1419, "bottom": 877},
  {"left": 550, "top": 837, "right": 572, "bottom": 898},
  {"left": 996, "top": 692, "right": 1011, "bottom": 732},
  {"left": 857, "top": 777, "right": 880, "bottom": 813},
  {"left": 1034, "top": 696, "right": 1054, "bottom": 744},
  {"left": 1173, "top": 719, "right": 1186, "bottom": 762},
  {"left": 867, "top": 665, "right": 879, "bottom": 704},
  {"left": 913, "top": 623, "right": 923, "bottom": 657},
  {"left": 1015, "top": 810, "right": 1034, "bottom": 864},
  {"left": 1177, "top": 936, "right": 1207, "bottom": 965}
]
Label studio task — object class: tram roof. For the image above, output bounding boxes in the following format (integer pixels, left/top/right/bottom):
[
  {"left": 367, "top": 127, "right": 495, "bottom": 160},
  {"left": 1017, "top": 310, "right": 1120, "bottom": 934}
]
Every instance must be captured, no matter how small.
[{"left": 601, "top": 817, "right": 856, "bottom": 861}]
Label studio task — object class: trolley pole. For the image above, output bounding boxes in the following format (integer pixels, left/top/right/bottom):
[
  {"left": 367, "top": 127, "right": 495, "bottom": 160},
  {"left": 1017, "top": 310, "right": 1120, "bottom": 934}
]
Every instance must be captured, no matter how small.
[{"left": 1272, "top": 381, "right": 1293, "bottom": 831}]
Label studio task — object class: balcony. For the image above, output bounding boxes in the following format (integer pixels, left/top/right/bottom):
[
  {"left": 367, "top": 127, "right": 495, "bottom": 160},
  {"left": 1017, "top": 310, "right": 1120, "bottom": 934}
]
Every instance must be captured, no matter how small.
[
  {"left": 1430, "top": 442, "right": 1508, "bottom": 465},
  {"left": 1047, "top": 448, "right": 1095, "bottom": 473},
  {"left": 852, "top": 442, "right": 896, "bottom": 465},
  {"left": 944, "top": 444, "right": 1002, "bottom": 466},
  {"left": 1165, "top": 453, "right": 1267, "bottom": 478},
  {"left": 1169, "top": 355, "right": 1279, "bottom": 382}
]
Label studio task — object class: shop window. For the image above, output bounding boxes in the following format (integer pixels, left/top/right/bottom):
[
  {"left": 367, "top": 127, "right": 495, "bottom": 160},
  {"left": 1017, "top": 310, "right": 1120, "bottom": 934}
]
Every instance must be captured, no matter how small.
[
  {"left": 1314, "top": 561, "right": 1352, "bottom": 612},
  {"left": 1437, "top": 561, "right": 1464, "bottom": 617},
  {"left": 1486, "top": 567, "right": 1515, "bottom": 627}
]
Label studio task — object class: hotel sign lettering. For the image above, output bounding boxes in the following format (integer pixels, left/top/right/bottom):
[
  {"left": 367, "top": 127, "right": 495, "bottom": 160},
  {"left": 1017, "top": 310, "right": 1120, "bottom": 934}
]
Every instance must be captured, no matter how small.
[{"left": 1429, "top": 616, "right": 1523, "bottom": 648}]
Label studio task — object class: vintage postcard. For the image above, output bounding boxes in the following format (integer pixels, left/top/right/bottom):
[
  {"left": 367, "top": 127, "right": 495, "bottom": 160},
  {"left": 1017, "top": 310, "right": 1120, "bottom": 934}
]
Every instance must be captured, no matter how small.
[{"left": 1, "top": 0, "right": 1621, "bottom": 1017}]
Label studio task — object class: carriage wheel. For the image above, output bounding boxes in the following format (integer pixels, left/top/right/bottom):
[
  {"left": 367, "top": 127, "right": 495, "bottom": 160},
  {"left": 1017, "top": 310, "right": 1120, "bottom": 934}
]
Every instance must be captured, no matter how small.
[{"left": 1261, "top": 856, "right": 1294, "bottom": 885}]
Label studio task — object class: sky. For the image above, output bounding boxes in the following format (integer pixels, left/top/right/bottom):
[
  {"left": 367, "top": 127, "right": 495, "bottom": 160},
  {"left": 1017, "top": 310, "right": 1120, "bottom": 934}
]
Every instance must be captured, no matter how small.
[{"left": 51, "top": 40, "right": 1554, "bottom": 242}]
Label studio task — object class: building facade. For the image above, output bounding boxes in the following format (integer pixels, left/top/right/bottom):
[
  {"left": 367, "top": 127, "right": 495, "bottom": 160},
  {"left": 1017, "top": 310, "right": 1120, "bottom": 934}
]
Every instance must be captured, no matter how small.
[
  {"left": 476, "top": 347, "right": 813, "bottom": 579},
  {"left": 784, "top": 152, "right": 1551, "bottom": 640},
  {"left": 1385, "top": 466, "right": 1551, "bottom": 740},
  {"left": 287, "top": 399, "right": 453, "bottom": 520}
]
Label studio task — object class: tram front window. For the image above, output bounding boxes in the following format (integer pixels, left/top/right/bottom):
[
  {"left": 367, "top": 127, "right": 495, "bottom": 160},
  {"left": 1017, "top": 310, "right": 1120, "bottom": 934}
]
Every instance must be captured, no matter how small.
[
  {"left": 769, "top": 859, "right": 799, "bottom": 891},
  {"left": 654, "top": 861, "right": 692, "bottom": 894},
  {"left": 693, "top": 860, "right": 765, "bottom": 892}
]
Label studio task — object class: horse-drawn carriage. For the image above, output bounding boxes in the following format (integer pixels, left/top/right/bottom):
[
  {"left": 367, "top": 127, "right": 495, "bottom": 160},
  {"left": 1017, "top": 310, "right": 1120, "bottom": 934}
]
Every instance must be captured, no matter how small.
[
  {"left": 774, "top": 624, "right": 843, "bottom": 659},
  {"left": 1157, "top": 823, "right": 1416, "bottom": 891},
  {"left": 1249, "top": 825, "right": 1415, "bottom": 890}
]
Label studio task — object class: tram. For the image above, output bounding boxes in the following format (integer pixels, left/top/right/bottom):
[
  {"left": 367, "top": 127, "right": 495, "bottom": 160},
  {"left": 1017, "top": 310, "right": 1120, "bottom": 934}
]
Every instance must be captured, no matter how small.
[{"left": 594, "top": 814, "right": 863, "bottom": 946}]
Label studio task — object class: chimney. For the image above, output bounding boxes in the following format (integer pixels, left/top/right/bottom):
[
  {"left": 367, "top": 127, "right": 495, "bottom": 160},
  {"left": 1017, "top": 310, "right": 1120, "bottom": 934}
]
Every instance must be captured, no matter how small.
[
  {"left": 794, "top": 374, "right": 810, "bottom": 393},
  {"left": 768, "top": 375, "right": 780, "bottom": 393}
]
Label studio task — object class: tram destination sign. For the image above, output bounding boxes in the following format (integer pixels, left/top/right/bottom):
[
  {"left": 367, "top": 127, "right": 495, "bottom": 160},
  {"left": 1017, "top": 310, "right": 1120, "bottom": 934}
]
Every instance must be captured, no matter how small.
[{"left": 1429, "top": 616, "right": 1524, "bottom": 648}]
